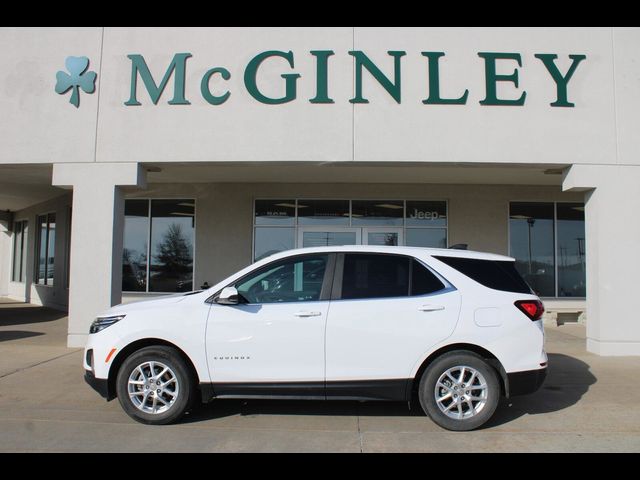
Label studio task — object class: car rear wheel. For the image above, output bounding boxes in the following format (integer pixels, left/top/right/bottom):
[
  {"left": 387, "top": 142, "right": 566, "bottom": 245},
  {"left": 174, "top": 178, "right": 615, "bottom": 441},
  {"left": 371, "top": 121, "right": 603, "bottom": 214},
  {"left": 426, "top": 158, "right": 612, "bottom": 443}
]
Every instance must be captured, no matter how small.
[
  {"left": 116, "top": 346, "right": 195, "bottom": 425},
  {"left": 419, "top": 351, "right": 500, "bottom": 431}
]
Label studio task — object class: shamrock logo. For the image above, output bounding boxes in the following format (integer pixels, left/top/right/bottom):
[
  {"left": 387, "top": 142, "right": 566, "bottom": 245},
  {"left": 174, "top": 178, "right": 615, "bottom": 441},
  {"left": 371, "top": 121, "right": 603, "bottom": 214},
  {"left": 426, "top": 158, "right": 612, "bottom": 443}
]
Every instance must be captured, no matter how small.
[{"left": 55, "top": 56, "right": 97, "bottom": 108}]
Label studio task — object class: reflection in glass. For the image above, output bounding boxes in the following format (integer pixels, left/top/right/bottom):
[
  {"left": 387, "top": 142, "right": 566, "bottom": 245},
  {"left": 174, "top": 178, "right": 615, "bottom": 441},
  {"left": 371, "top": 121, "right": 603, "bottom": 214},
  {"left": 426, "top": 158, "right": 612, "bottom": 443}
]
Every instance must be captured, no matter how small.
[
  {"left": 236, "top": 254, "right": 328, "bottom": 304},
  {"left": 302, "top": 231, "right": 357, "bottom": 248},
  {"left": 557, "top": 203, "right": 586, "bottom": 297},
  {"left": 405, "top": 228, "right": 447, "bottom": 248},
  {"left": 406, "top": 201, "right": 447, "bottom": 227},
  {"left": 21, "top": 222, "right": 28, "bottom": 283},
  {"left": 122, "top": 200, "right": 149, "bottom": 292},
  {"left": 352, "top": 200, "right": 403, "bottom": 226},
  {"left": 254, "top": 227, "right": 295, "bottom": 261},
  {"left": 12, "top": 221, "right": 26, "bottom": 282},
  {"left": 255, "top": 199, "right": 296, "bottom": 226},
  {"left": 36, "top": 214, "right": 55, "bottom": 285},
  {"left": 509, "top": 202, "right": 555, "bottom": 297},
  {"left": 367, "top": 232, "right": 399, "bottom": 246},
  {"left": 37, "top": 215, "right": 47, "bottom": 285},
  {"left": 149, "top": 200, "right": 195, "bottom": 293},
  {"left": 46, "top": 214, "right": 56, "bottom": 285},
  {"left": 297, "top": 200, "right": 349, "bottom": 225}
]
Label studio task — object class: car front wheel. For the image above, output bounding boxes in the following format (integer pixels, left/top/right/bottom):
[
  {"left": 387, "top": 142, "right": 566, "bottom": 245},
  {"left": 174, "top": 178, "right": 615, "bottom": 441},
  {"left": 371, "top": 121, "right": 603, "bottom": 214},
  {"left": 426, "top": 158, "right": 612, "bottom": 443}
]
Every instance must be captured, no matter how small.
[
  {"left": 115, "top": 346, "right": 195, "bottom": 425},
  {"left": 419, "top": 351, "right": 500, "bottom": 431}
]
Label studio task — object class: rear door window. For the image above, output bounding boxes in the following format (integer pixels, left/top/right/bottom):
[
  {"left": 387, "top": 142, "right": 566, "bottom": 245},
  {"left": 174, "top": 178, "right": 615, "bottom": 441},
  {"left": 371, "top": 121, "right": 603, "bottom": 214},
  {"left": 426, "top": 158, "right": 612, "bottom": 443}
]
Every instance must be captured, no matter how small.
[
  {"left": 411, "top": 259, "right": 446, "bottom": 295},
  {"left": 341, "top": 254, "right": 409, "bottom": 300}
]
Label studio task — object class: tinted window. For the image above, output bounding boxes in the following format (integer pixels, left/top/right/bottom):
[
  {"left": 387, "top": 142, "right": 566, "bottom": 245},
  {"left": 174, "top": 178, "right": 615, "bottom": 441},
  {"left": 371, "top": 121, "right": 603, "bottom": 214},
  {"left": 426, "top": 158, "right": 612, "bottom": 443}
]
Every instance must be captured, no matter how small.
[
  {"left": 236, "top": 254, "right": 328, "bottom": 304},
  {"left": 297, "top": 200, "right": 349, "bottom": 225},
  {"left": 341, "top": 254, "right": 409, "bottom": 300},
  {"left": 254, "top": 199, "right": 295, "bottom": 226},
  {"left": 434, "top": 256, "right": 532, "bottom": 294},
  {"left": 254, "top": 227, "right": 295, "bottom": 261},
  {"left": 509, "top": 202, "right": 555, "bottom": 296},
  {"left": 149, "top": 200, "right": 195, "bottom": 293},
  {"left": 351, "top": 200, "right": 403, "bottom": 226},
  {"left": 411, "top": 260, "right": 445, "bottom": 295},
  {"left": 556, "top": 203, "right": 586, "bottom": 297}
]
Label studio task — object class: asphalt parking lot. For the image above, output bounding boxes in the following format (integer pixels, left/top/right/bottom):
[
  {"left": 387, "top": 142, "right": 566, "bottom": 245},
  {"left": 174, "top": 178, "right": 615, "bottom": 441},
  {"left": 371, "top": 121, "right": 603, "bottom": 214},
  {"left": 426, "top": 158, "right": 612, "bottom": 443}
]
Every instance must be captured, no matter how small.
[{"left": 1, "top": 297, "right": 639, "bottom": 452}]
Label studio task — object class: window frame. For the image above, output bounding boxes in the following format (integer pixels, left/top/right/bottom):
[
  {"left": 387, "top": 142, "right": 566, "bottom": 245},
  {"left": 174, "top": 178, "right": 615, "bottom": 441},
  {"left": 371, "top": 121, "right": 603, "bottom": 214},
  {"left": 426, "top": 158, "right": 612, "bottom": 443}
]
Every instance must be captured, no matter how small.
[
  {"left": 122, "top": 198, "right": 197, "bottom": 294},
  {"left": 330, "top": 252, "right": 453, "bottom": 302},
  {"left": 507, "top": 200, "right": 586, "bottom": 299}
]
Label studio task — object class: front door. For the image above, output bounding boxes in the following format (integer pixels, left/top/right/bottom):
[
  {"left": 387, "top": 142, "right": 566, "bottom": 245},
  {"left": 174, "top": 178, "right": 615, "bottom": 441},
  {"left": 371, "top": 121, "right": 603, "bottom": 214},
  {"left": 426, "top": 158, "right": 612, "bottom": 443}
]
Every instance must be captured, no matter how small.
[{"left": 206, "top": 253, "right": 333, "bottom": 386}]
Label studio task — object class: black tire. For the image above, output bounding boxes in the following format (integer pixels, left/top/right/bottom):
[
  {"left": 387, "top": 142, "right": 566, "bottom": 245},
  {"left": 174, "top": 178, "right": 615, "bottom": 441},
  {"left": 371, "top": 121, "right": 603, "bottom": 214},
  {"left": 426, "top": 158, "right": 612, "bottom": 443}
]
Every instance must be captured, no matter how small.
[
  {"left": 418, "top": 351, "right": 500, "bottom": 431},
  {"left": 115, "top": 345, "right": 195, "bottom": 425}
]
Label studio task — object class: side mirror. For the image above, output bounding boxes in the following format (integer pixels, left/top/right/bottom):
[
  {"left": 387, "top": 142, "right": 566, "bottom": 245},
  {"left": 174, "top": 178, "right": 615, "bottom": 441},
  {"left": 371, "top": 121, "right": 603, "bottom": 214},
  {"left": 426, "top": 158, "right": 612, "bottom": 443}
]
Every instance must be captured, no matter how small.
[{"left": 216, "top": 286, "right": 240, "bottom": 305}]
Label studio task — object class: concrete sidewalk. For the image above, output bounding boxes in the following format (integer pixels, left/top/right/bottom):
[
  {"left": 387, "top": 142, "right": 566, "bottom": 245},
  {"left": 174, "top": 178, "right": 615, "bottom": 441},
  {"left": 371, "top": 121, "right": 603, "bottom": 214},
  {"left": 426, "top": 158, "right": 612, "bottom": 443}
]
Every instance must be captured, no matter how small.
[{"left": 1, "top": 297, "right": 639, "bottom": 452}]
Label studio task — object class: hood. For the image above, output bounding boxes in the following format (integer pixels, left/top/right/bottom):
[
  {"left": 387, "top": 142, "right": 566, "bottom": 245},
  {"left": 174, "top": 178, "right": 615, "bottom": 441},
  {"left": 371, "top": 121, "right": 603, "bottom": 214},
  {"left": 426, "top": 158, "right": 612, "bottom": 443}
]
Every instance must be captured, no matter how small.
[{"left": 98, "top": 291, "right": 200, "bottom": 317}]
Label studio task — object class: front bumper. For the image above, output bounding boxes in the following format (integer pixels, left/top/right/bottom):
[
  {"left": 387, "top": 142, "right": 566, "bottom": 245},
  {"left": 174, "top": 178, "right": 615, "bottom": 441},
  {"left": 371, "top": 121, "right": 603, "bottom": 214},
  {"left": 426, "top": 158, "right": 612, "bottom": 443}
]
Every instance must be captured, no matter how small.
[
  {"left": 507, "top": 367, "right": 547, "bottom": 397},
  {"left": 84, "top": 370, "right": 113, "bottom": 401}
]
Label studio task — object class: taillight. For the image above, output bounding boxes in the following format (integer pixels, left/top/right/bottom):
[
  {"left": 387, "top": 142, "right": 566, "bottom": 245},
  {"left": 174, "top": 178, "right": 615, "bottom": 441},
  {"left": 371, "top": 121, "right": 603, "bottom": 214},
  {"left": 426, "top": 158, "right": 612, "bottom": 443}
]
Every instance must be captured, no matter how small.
[{"left": 514, "top": 299, "right": 545, "bottom": 320}]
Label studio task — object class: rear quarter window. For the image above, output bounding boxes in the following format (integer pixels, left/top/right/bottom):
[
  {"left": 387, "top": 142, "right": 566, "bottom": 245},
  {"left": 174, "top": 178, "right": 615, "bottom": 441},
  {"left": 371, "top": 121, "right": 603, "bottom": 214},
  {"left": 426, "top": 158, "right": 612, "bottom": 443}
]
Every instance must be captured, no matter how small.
[{"left": 433, "top": 256, "right": 533, "bottom": 294}]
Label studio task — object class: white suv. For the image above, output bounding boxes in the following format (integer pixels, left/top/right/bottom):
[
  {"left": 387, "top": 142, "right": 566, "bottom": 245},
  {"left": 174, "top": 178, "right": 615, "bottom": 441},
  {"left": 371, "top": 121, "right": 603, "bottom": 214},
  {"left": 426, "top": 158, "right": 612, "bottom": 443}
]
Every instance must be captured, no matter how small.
[{"left": 83, "top": 246, "right": 547, "bottom": 431}]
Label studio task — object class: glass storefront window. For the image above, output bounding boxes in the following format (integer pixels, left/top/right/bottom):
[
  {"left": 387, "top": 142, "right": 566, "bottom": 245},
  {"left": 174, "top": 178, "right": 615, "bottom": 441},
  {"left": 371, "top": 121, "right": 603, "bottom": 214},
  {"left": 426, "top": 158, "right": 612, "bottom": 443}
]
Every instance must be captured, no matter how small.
[
  {"left": 405, "top": 201, "right": 447, "bottom": 227},
  {"left": 302, "top": 231, "right": 358, "bottom": 248},
  {"left": 509, "top": 202, "right": 555, "bottom": 297},
  {"left": 557, "top": 203, "right": 586, "bottom": 297},
  {"left": 255, "top": 199, "right": 296, "bottom": 226},
  {"left": 297, "top": 200, "right": 350, "bottom": 225},
  {"left": 122, "top": 199, "right": 195, "bottom": 293},
  {"left": 36, "top": 213, "right": 56, "bottom": 285},
  {"left": 123, "top": 200, "right": 149, "bottom": 292},
  {"left": 509, "top": 202, "right": 585, "bottom": 298},
  {"left": 253, "top": 198, "right": 449, "bottom": 262},
  {"left": 351, "top": 200, "right": 403, "bottom": 226},
  {"left": 149, "top": 200, "right": 195, "bottom": 293},
  {"left": 254, "top": 227, "right": 295, "bottom": 261},
  {"left": 405, "top": 228, "right": 447, "bottom": 248},
  {"left": 11, "top": 220, "right": 27, "bottom": 283}
]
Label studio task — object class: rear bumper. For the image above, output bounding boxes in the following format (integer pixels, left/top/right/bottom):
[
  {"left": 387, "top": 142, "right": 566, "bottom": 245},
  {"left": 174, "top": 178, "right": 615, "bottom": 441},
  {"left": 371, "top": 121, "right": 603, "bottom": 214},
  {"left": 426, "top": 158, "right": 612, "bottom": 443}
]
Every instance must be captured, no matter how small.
[
  {"left": 84, "top": 370, "right": 113, "bottom": 401},
  {"left": 507, "top": 367, "right": 547, "bottom": 397}
]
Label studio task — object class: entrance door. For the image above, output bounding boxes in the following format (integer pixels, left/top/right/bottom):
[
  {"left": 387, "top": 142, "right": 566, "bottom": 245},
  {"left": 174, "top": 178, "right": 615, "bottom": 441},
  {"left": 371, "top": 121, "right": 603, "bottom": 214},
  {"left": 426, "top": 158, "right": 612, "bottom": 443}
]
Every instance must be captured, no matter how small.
[
  {"left": 362, "top": 227, "right": 403, "bottom": 246},
  {"left": 298, "top": 227, "right": 403, "bottom": 248},
  {"left": 298, "top": 227, "right": 361, "bottom": 248}
]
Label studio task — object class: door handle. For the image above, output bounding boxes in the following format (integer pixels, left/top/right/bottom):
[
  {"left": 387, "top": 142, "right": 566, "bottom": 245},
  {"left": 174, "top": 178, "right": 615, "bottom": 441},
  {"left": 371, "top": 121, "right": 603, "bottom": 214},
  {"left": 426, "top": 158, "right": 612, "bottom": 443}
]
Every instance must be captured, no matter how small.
[
  {"left": 419, "top": 305, "right": 445, "bottom": 312},
  {"left": 293, "top": 311, "right": 323, "bottom": 317}
]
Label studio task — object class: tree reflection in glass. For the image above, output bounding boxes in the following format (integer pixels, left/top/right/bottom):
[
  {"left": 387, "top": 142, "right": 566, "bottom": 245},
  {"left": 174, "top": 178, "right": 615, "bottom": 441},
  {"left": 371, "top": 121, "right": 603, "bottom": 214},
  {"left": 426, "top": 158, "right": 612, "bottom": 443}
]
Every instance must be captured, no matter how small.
[{"left": 149, "top": 200, "right": 195, "bottom": 293}]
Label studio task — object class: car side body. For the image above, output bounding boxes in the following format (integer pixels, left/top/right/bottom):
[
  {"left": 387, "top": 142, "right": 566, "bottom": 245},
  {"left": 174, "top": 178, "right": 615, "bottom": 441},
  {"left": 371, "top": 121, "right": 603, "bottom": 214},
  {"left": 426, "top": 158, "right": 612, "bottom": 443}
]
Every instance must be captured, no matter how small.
[{"left": 83, "top": 245, "right": 547, "bottom": 430}]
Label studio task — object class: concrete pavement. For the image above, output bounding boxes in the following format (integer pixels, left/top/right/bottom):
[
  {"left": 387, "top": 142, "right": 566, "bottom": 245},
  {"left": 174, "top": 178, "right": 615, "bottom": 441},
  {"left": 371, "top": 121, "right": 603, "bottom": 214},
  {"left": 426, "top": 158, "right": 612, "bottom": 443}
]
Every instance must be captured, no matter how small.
[{"left": 1, "top": 297, "right": 639, "bottom": 452}]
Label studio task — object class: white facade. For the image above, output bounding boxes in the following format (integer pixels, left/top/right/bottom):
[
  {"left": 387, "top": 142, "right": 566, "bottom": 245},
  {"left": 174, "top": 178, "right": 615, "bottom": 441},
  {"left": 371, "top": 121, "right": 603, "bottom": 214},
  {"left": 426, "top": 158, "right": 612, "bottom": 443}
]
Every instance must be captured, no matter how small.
[{"left": 0, "top": 27, "right": 638, "bottom": 354}]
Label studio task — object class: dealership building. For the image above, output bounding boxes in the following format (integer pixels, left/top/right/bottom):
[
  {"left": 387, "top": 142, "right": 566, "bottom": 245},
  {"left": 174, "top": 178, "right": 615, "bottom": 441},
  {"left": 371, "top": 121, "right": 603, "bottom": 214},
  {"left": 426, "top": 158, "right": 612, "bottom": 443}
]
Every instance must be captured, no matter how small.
[{"left": 0, "top": 27, "right": 638, "bottom": 355}]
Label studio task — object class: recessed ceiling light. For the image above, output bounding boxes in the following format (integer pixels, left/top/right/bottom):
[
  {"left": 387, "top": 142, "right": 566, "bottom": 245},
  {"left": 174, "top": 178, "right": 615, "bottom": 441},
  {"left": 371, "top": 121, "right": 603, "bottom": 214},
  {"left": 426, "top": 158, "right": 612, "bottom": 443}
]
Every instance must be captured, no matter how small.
[
  {"left": 374, "top": 204, "right": 404, "bottom": 209},
  {"left": 274, "top": 203, "right": 297, "bottom": 209}
]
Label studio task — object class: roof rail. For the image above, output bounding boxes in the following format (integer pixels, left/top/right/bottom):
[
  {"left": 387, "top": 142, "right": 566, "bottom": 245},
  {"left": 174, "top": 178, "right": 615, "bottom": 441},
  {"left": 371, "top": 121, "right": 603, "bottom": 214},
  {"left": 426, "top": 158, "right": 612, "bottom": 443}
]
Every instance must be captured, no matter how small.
[{"left": 448, "top": 244, "right": 468, "bottom": 250}]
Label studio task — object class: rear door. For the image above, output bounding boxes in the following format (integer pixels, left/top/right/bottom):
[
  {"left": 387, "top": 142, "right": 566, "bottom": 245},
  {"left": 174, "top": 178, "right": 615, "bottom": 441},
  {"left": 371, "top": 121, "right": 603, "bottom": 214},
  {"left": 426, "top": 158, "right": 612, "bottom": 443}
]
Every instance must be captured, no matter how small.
[{"left": 325, "top": 253, "right": 461, "bottom": 384}]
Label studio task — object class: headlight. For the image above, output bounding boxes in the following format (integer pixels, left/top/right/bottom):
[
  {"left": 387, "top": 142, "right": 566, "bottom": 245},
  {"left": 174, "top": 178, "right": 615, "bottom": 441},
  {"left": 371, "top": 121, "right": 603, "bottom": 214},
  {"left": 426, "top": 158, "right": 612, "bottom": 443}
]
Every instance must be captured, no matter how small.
[{"left": 90, "top": 315, "right": 126, "bottom": 334}]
